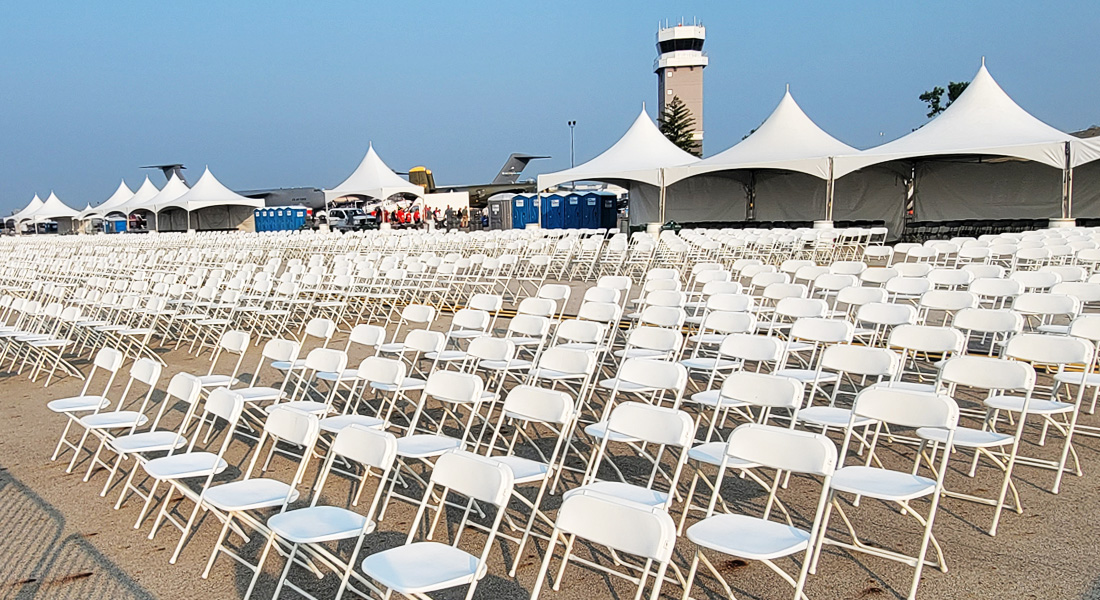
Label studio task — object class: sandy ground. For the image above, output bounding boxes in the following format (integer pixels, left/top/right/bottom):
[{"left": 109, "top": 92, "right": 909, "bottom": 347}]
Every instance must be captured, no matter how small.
[{"left": 3, "top": 300, "right": 1100, "bottom": 600}]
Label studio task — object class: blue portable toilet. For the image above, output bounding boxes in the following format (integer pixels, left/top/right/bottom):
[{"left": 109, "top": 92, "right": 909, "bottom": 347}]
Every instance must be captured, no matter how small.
[
  {"left": 291, "top": 208, "right": 306, "bottom": 230},
  {"left": 580, "top": 193, "right": 601, "bottom": 228},
  {"left": 105, "top": 217, "right": 128, "bottom": 234},
  {"left": 541, "top": 194, "right": 565, "bottom": 229},
  {"left": 564, "top": 193, "right": 583, "bottom": 229},
  {"left": 511, "top": 195, "right": 528, "bottom": 228}
]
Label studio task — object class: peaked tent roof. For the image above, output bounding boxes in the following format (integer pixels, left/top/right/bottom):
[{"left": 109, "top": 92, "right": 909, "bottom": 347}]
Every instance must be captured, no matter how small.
[
  {"left": 8, "top": 194, "right": 44, "bottom": 222},
  {"left": 80, "top": 180, "right": 133, "bottom": 219},
  {"left": 666, "top": 88, "right": 857, "bottom": 184},
  {"left": 833, "top": 63, "right": 1086, "bottom": 178},
  {"left": 113, "top": 177, "right": 160, "bottom": 215},
  {"left": 25, "top": 192, "right": 79, "bottom": 221},
  {"left": 125, "top": 173, "right": 188, "bottom": 213},
  {"left": 537, "top": 108, "right": 698, "bottom": 191},
  {"left": 324, "top": 144, "right": 425, "bottom": 203},
  {"left": 159, "top": 167, "right": 263, "bottom": 212}
]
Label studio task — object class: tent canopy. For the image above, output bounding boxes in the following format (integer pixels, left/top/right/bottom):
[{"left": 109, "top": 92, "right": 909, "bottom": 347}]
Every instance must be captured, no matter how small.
[
  {"left": 325, "top": 144, "right": 425, "bottom": 203},
  {"left": 8, "top": 194, "right": 44, "bottom": 222},
  {"left": 80, "top": 179, "right": 133, "bottom": 219},
  {"left": 834, "top": 63, "right": 1083, "bottom": 178},
  {"left": 666, "top": 88, "right": 857, "bottom": 184},
  {"left": 125, "top": 173, "right": 188, "bottom": 213},
  {"left": 159, "top": 167, "right": 263, "bottom": 212},
  {"left": 537, "top": 108, "right": 698, "bottom": 191},
  {"left": 24, "top": 192, "right": 79, "bottom": 221},
  {"left": 112, "top": 177, "right": 161, "bottom": 215}
]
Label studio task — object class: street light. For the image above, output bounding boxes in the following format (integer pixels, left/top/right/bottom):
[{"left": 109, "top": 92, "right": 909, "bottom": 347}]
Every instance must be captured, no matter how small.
[{"left": 567, "top": 120, "right": 577, "bottom": 169}]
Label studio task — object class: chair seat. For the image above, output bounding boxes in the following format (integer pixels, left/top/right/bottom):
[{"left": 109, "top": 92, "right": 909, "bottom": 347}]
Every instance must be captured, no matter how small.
[
  {"left": 79, "top": 411, "right": 148, "bottom": 430},
  {"left": 196, "top": 319, "right": 231, "bottom": 326},
  {"left": 773, "top": 369, "right": 838, "bottom": 384},
  {"left": 508, "top": 336, "right": 544, "bottom": 346},
  {"left": 1053, "top": 371, "right": 1100, "bottom": 387},
  {"left": 110, "top": 431, "right": 187, "bottom": 454},
  {"left": 271, "top": 359, "right": 308, "bottom": 371},
  {"left": 425, "top": 350, "right": 467, "bottom": 362},
  {"left": 371, "top": 377, "right": 426, "bottom": 392},
  {"left": 117, "top": 328, "right": 154, "bottom": 336},
  {"left": 687, "top": 514, "right": 811, "bottom": 561},
  {"left": 378, "top": 343, "right": 405, "bottom": 354},
  {"left": 48, "top": 395, "right": 110, "bottom": 413},
  {"left": 1037, "top": 324, "right": 1070, "bottom": 335},
  {"left": 320, "top": 414, "right": 386, "bottom": 434},
  {"left": 530, "top": 368, "right": 585, "bottom": 382},
  {"left": 597, "top": 377, "right": 666, "bottom": 394},
  {"left": 916, "top": 426, "right": 1012, "bottom": 449},
  {"left": 204, "top": 478, "right": 300, "bottom": 512},
  {"left": 687, "top": 441, "right": 760, "bottom": 469},
  {"left": 612, "top": 348, "right": 672, "bottom": 360},
  {"left": 15, "top": 334, "right": 51, "bottom": 342},
  {"left": 361, "top": 541, "right": 483, "bottom": 595},
  {"left": 446, "top": 330, "right": 485, "bottom": 340},
  {"left": 985, "top": 395, "right": 1073, "bottom": 414},
  {"left": 478, "top": 359, "right": 531, "bottom": 371},
  {"left": 492, "top": 455, "right": 549, "bottom": 484},
  {"left": 686, "top": 390, "right": 749, "bottom": 409},
  {"left": 831, "top": 465, "right": 937, "bottom": 501},
  {"left": 317, "top": 369, "right": 360, "bottom": 383},
  {"left": 564, "top": 481, "right": 668, "bottom": 508},
  {"left": 143, "top": 452, "right": 227, "bottom": 480},
  {"left": 30, "top": 338, "right": 73, "bottom": 348},
  {"left": 680, "top": 357, "right": 740, "bottom": 371},
  {"left": 869, "top": 380, "right": 937, "bottom": 393},
  {"left": 265, "top": 400, "right": 330, "bottom": 415},
  {"left": 235, "top": 386, "right": 285, "bottom": 403},
  {"left": 396, "top": 435, "right": 462, "bottom": 458},
  {"left": 583, "top": 422, "right": 638, "bottom": 444},
  {"left": 197, "top": 374, "right": 240, "bottom": 388},
  {"left": 688, "top": 333, "right": 731, "bottom": 345},
  {"left": 797, "top": 406, "right": 875, "bottom": 429},
  {"left": 269, "top": 506, "right": 371, "bottom": 544}
]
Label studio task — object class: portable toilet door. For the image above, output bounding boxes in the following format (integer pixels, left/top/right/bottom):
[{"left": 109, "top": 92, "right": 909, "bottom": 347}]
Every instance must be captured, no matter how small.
[
  {"left": 542, "top": 194, "right": 564, "bottom": 229},
  {"left": 564, "top": 193, "right": 583, "bottom": 229},
  {"left": 292, "top": 208, "right": 306, "bottom": 230},
  {"left": 581, "top": 193, "right": 601, "bottom": 229},
  {"left": 601, "top": 194, "right": 618, "bottom": 229},
  {"left": 512, "top": 195, "right": 528, "bottom": 228}
]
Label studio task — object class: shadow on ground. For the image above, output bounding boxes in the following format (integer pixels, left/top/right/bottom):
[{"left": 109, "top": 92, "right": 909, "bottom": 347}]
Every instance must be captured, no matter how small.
[{"left": 0, "top": 465, "right": 155, "bottom": 600}]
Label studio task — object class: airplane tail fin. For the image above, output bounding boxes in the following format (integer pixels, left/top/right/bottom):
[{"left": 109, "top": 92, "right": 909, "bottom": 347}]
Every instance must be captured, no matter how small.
[
  {"left": 492, "top": 154, "right": 549, "bottom": 185},
  {"left": 408, "top": 166, "right": 435, "bottom": 192}
]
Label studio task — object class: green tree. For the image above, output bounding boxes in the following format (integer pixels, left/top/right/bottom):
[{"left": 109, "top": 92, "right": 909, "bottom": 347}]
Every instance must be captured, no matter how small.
[
  {"left": 919, "top": 81, "right": 970, "bottom": 118},
  {"left": 659, "top": 96, "right": 701, "bottom": 156}
]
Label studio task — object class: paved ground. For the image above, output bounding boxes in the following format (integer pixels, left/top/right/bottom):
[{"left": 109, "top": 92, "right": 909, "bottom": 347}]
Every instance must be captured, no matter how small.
[{"left": 3, "top": 314, "right": 1100, "bottom": 600}]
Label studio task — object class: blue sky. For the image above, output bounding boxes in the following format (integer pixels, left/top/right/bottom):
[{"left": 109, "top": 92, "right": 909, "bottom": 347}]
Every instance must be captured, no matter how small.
[{"left": 1, "top": 1, "right": 1097, "bottom": 213}]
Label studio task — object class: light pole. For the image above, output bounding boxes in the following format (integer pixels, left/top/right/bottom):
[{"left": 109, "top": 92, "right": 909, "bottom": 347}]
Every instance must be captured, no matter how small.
[{"left": 567, "top": 120, "right": 576, "bottom": 169}]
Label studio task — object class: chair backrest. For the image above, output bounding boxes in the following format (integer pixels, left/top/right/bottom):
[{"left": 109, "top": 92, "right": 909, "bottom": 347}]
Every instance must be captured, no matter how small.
[
  {"left": 357, "top": 356, "right": 406, "bottom": 386},
  {"left": 303, "top": 317, "right": 338, "bottom": 340},
  {"left": 403, "top": 329, "right": 445, "bottom": 354},
  {"left": 399, "top": 304, "right": 436, "bottom": 324},
  {"left": 554, "top": 319, "right": 605, "bottom": 345},
  {"left": 1003, "top": 333, "right": 1094, "bottom": 367},
  {"left": 466, "top": 336, "right": 516, "bottom": 362},
  {"left": 517, "top": 297, "right": 556, "bottom": 318},
  {"left": 726, "top": 423, "right": 836, "bottom": 476},
  {"left": 718, "top": 333, "right": 785, "bottom": 364},
  {"left": 430, "top": 450, "right": 514, "bottom": 507},
  {"left": 425, "top": 370, "right": 484, "bottom": 404},
  {"left": 820, "top": 344, "right": 900, "bottom": 378},
  {"left": 719, "top": 371, "right": 804, "bottom": 410},
  {"left": 625, "top": 326, "right": 682, "bottom": 354},
  {"left": 347, "top": 324, "right": 386, "bottom": 350},
  {"left": 851, "top": 387, "right": 959, "bottom": 430},
  {"left": 129, "top": 357, "right": 163, "bottom": 387},
  {"left": 788, "top": 318, "right": 854, "bottom": 344},
  {"left": 535, "top": 346, "right": 598, "bottom": 376},
  {"left": 501, "top": 385, "right": 575, "bottom": 425},
  {"left": 303, "top": 347, "right": 348, "bottom": 374},
  {"left": 261, "top": 338, "right": 301, "bottom": 363},
  {"left": 616, "top": 358, "right": 688, "bottom": 393},
  {"left": 952, "top": 307, "right": 1024, "bottom": 335},
  {"left": 330, "top": 425, "right": 399, "bottom": 474},
  {"left": 700, "top": 310, "right": 756, "bottom": 335},
  {"left": 606, "top": 401, "right": 694, "bottom": 447},
  {"left": 1012, "top": 292, "right": 1080, "bottom": 318},
  {"left": 451, "top": 308, "right": 490, "bottom": 331},
  {"left": 888, "top": 324, "right": 965, "bottom": 355},
  {"left": 938, "top": 355, "right": 1035, "bottom": 392},
  {"left": 919, "top": 290, "right": 979, "bottom": 312},
  {"left": 555, "top": 491, "right": 677, "bottom": 562},
  {"left": 219, "top": 330, "right": 251, "bottom": 354},
  {"left": 93, "top": 347, "right": 126, "bottom": 372},
  {"left": 857, "top": 302, "right": 917, "bottom": 327},
  {"left": 468, "top": 293, "right": 503, "bottom": 313}
]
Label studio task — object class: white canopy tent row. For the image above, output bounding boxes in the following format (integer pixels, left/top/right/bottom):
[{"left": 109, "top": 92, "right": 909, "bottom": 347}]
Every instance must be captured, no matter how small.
[
  {"left": 12, "top": 192, "right": 82, "bottom": 233},
  {"left": 537, "top": 61, "right": 1100, "bottom": 239},
  {"left": 6, "top": 194, "right": 44, "bottom": 226},
  {"left": 115, "top": 173, "right": 190, "bottom": 230},
  {"left": 324, "top": 143, "right": 425, "bottom": 206}
]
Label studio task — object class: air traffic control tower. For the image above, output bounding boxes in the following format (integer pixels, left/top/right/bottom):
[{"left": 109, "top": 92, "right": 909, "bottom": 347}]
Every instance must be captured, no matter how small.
[{"left": 655, "top": 22, "right": 707, "bottom": 152}]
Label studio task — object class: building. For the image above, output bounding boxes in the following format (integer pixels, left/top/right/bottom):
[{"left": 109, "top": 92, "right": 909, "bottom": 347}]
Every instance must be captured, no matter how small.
[{"left": 655, "top": 21, "right": 707, "bottom": 152}]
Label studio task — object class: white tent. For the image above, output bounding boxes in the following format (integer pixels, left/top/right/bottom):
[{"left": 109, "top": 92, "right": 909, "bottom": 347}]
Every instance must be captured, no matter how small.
[
  {"left": 325, "top": 144, "right": 425, "bottom": 204},
  {"left": 7, "top": 194, "right": 44, "bottom": 223},
  {"left": 536, "top": 108, "right": 699, "bottom": 224},
  {"left": 79, "top": 179, "right": 133, "bottom": 220},
  {"left": 26, "top": 192, "right": 79, "bottom": 221},
  {"left": 129, "top": 173, "right": 188, "bottom": 212},
  {"left": 832, "top": 62, "right": 1100, "bottom": 224},
  {"left": 666, "top": 88, "right": 856, "bottom": 184},
  {"left": 112, "top": 177, "right": 161, "bottom": 216},
  {"left": 834, "top": 62, "right": 1092, "bottom": 178},
  {"left": 157, "top": 167, "right": 263, "bottom": 230}
]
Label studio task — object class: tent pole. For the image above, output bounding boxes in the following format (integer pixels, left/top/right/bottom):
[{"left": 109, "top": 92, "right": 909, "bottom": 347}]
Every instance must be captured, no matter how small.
[
  {"left": 658, "top": 169, "right": 667, "bottom": 224},
  {"left": 1062, "top": 141, "right": 1074, "bottom": 219},
  {"left": 825, "top": 157, "right": 836, "bottom": 222},
  {"left": 537, "top": 190, "right": 543, "bottom": 228},
  {"left": 747, "top": 171, "right": 756, "bottom": 221}
]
